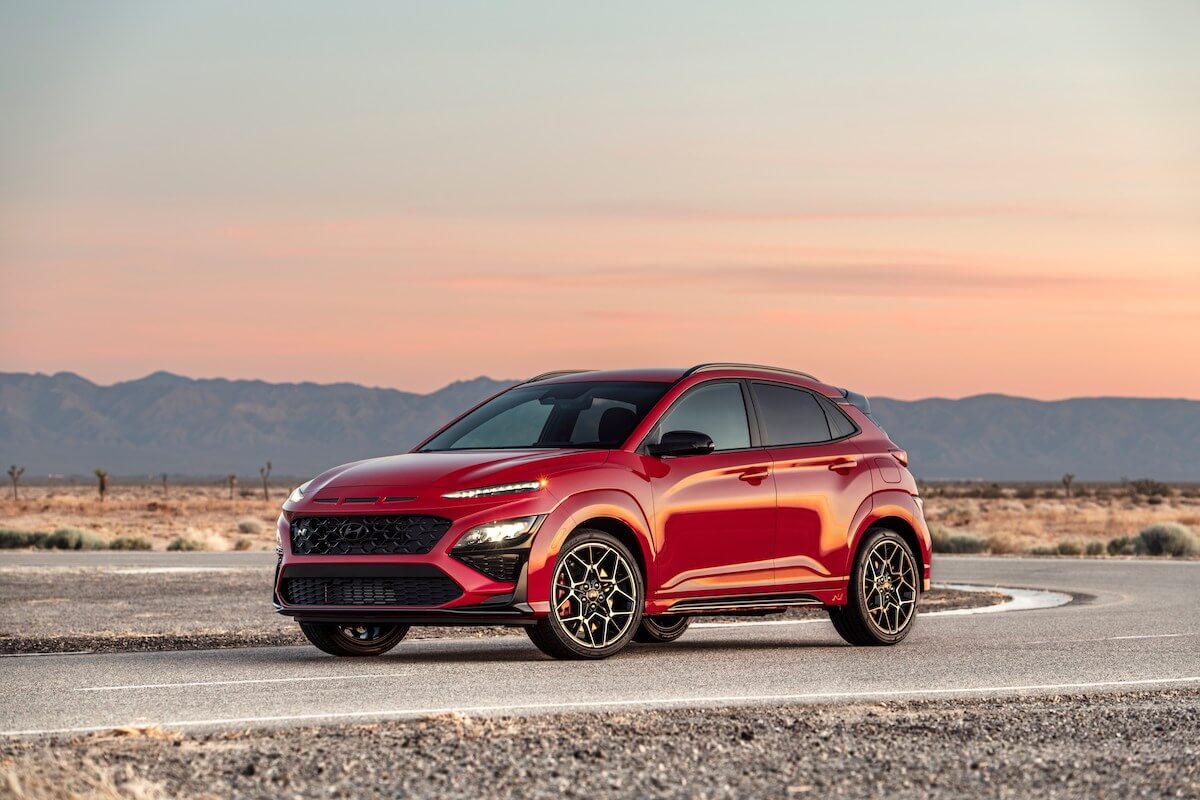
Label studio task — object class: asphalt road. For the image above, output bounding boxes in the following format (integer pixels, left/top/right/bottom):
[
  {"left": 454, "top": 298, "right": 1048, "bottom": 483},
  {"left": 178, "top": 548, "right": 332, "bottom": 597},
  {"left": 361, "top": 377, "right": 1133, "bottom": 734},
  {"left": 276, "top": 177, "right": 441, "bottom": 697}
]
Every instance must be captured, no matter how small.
[{"left": 1, "top": 556, "right": 1197, "bottom": 736}]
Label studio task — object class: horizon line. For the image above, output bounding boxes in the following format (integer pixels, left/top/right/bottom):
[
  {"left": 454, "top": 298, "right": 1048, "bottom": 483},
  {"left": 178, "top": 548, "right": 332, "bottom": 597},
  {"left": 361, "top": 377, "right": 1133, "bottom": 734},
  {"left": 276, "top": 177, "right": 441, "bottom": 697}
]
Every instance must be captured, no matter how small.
[{"left": 2, "top": 368, "right": 1198, "bottom": 404}]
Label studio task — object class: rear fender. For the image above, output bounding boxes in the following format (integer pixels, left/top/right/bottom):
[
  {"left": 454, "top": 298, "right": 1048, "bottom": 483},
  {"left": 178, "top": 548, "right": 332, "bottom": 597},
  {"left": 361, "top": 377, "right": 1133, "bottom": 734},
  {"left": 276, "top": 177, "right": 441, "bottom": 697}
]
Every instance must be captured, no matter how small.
[
  {"left": 525, "top": 489, "right": 655, "bottom": 614},
  {"left": 845, "top": 490, "right": 932, "bottom": 589}
]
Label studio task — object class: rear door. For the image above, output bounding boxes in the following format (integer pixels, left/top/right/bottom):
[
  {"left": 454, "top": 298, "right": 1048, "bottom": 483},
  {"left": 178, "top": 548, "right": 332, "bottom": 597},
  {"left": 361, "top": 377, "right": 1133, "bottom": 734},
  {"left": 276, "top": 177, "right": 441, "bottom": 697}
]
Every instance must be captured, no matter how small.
[
  {"left": 748, "top": 381, "right": 871, "bottom": 592},
  {"left": 641, "top": 380, "right": 777, "bottom": 598}
]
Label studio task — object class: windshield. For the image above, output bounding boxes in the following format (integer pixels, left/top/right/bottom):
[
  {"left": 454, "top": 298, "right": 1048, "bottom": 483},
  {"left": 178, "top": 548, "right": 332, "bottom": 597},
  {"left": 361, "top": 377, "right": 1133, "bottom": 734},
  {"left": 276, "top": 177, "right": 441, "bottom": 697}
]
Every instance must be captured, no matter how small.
[{"left": 420, "top": 381, "right": 671, "bottom": 451}]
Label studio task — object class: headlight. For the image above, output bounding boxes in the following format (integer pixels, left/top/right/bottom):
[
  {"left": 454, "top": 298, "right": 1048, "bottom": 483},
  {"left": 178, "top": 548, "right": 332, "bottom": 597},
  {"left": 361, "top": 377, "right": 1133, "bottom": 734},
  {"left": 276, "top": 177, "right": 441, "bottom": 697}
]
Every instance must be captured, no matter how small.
[
  {"left": 287, "top": 481, "right": 312, "bottom": 504},
  {"left": 452, "top": 515, "right": 542, "bottom": 550},
  {"left": 441, "top": 479, "right": 545, "bottom": 500}
]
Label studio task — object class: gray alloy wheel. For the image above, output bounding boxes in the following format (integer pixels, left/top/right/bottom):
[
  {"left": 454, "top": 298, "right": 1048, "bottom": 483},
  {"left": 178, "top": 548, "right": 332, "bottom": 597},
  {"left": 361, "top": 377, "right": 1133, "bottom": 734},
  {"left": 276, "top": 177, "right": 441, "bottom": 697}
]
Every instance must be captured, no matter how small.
[
  {"left": 633, "top": 614, "right": 691, "bottom": 644},
  {"left": 299, "top": 622, "right": 409, "bottom": 656},
  {"left": 827, "top": 528, "right": 920, "bottom": 646},
  {"left": 526, "top": 529, "right": 644, "bottom": 660}
]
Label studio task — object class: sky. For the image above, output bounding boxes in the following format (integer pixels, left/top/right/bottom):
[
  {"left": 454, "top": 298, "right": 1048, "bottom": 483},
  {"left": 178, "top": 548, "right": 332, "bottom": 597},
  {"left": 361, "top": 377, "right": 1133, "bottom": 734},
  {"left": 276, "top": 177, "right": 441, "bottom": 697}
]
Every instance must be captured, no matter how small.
[{"left": 1, "top": 1, "right": 1198, "bottom": 399}]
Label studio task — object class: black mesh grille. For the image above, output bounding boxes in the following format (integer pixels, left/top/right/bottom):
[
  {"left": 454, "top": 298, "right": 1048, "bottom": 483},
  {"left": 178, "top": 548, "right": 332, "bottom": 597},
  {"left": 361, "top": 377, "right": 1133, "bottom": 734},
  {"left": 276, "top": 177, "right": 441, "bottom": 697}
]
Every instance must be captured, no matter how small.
[
  {"left": 454, "top": 551, "right": 526, "bottom": 583},
  {"left": 289, "top": 515, "right": 452, "bottom": 555},
  {"left": 282, "top": 576, "right": 462, "bottom": 606}
]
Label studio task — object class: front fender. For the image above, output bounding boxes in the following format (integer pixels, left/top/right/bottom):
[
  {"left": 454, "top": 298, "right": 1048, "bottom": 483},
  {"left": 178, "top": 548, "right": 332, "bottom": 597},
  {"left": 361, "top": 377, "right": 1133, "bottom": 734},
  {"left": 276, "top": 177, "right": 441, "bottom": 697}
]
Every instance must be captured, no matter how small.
[{"left": 524, "top": 489, "right": 655, "bottom": 614}]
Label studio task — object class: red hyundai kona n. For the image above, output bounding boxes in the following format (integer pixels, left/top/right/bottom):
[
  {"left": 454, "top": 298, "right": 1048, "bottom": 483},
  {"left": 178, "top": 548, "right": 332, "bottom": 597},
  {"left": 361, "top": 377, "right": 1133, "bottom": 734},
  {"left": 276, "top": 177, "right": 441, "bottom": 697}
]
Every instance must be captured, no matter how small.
[{"left": 274, "top": 364, "right": 931, "bottom": 660}]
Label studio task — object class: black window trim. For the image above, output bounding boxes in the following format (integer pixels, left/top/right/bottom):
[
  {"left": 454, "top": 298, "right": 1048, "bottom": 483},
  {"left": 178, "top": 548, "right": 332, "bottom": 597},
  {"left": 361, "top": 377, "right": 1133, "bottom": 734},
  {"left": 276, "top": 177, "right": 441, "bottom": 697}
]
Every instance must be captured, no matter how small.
[
  {"left": 746, "top": 379, "right": 861, "bottom": 448},
  {"left": 636, "top": 378, "right": 759, "bottom": 455}
]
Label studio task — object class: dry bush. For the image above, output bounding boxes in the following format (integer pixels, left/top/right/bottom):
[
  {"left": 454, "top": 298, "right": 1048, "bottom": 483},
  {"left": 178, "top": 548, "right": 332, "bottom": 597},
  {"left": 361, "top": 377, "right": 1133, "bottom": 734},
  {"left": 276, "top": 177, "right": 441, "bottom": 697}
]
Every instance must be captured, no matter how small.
[
  {"left": 236, "top": 518, "right": 264, "bottom": 534},
  {"left": 984, "top": 533, "right": 1025, "bottom": 555},
  {"left": 1137, "top": 523, "right": 1199, "bottom": 557},
  {"left": 0, "top": 752, "right": 171, "bottom": 799}
]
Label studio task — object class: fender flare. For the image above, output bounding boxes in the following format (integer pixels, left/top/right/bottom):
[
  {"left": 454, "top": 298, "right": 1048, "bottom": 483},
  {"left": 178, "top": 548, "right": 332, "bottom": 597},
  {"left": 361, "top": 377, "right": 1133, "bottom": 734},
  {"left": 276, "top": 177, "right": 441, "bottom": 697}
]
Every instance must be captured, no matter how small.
[
  {"left": 524, "top": 488, "right": 656, "bottom": 612},
  {"left": 843, "top": 489, "right": 931, "bottom": 579}
]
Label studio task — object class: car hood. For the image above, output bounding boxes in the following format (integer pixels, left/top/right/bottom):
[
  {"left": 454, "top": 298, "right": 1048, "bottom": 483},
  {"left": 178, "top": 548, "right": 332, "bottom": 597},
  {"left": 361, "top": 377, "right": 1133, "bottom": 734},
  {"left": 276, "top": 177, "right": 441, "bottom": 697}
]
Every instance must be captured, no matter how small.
[{"left": 308, "top": 449, "right": 607, "bottom": 495}]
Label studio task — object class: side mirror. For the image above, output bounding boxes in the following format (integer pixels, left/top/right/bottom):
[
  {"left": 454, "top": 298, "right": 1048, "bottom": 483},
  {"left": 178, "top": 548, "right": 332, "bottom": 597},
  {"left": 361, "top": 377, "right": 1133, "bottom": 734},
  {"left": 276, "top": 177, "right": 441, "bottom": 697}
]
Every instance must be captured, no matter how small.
[{"left": 648, "top": 430, "right": 715, "bottom": 457}]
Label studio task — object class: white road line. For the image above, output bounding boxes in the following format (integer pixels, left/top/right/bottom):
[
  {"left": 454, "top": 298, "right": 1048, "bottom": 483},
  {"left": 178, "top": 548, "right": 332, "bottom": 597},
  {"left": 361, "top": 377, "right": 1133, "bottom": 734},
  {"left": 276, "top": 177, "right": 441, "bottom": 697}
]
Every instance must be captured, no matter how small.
[
  {"left": 76, "top": 672, "right": 417, "bottom": 693},
  {"left": 1021, "top": 633, "right": 1193, "bottom": 646},
  {"left": 8, "top": 676, "right": 1199, "bottom": 737}
]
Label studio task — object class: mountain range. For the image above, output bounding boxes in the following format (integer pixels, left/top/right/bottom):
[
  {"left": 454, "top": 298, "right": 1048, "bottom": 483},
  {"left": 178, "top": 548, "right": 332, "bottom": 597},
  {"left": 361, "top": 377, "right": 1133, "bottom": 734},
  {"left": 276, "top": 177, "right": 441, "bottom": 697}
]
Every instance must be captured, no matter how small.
[{"left": 1, "top": 371, "right": 1196, "bottom": 481}]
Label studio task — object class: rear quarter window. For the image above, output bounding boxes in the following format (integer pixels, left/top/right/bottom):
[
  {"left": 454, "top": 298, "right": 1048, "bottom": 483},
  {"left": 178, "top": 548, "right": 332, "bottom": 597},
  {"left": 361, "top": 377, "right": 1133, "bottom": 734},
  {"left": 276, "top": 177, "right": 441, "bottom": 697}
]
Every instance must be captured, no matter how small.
[{"left": 750, "top": 382, "right": 832, "bottom": 445}]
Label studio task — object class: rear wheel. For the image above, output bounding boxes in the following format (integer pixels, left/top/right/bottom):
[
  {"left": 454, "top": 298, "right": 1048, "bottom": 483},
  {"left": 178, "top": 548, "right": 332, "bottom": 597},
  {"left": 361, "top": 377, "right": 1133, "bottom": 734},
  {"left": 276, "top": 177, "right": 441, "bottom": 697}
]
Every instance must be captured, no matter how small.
[
  {"left": 827, "top": 528, "right": 919, "bottom": 646},
  {"left": 298, "top": 622, "right": 409, "bottom": 656},
  {"left": 633, "top": 614, "right": 691, "bottom": 644},
  {"left": 526, "top": 529, "right": 644, "bottom": 660}
]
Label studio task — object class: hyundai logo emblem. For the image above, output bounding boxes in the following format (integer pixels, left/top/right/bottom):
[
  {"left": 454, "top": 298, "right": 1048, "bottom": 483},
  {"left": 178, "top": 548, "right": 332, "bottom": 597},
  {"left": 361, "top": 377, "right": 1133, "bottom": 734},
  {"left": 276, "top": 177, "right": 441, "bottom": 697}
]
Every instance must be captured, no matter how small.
[{"left": 339, "top": 521, "right": 369, "bottom": 541}]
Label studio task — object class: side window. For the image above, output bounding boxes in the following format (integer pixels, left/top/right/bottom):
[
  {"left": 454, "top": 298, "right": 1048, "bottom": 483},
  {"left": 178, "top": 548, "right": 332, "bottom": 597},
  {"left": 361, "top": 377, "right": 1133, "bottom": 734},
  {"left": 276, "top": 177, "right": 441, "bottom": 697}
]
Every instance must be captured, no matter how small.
[
  {"left": 815, "top": 393, "right": 858, "bottom": 439},
  {"left": 652, "top": 382, "right": 750, "bottom": 451},
  {"left": 751, "top": 382, "right": 832, "bottom": 445}
]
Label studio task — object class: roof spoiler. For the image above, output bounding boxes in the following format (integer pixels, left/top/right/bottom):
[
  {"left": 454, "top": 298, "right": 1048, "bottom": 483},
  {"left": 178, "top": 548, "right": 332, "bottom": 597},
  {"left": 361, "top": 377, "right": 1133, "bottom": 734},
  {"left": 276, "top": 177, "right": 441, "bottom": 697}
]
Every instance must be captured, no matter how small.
[{"left": 838, "top": 388, "right": 873, "bottom": 418}]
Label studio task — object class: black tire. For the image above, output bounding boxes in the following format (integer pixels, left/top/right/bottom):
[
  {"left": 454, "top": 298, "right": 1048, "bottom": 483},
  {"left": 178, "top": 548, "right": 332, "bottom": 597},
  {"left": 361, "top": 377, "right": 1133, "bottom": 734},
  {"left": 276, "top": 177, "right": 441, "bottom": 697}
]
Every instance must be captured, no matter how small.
[
  {"left": 827, "top": 527, "right": 920, "bottom": 646},
  {"left": 633, "top": 614, "right": 691, "bottom": 644},
  {"left": 526, "top": 529, "right": 644, "bottom": 660},
  {"left": 299, "top": 622, "right": 409, "bottom": 656}
]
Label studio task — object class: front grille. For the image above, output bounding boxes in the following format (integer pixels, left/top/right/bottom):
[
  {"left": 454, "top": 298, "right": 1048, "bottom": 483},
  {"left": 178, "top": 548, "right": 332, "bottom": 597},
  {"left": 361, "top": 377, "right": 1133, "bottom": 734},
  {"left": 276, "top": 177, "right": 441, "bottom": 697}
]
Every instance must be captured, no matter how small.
[
  {"left": 454, "top": 551, "right": 526, "bottom": 583},
  {"left": 290, "top": 515, "right": 452, "bottom": 555},
  {"left": 282, "top": 576, "right": 462, "bottom": 606}
]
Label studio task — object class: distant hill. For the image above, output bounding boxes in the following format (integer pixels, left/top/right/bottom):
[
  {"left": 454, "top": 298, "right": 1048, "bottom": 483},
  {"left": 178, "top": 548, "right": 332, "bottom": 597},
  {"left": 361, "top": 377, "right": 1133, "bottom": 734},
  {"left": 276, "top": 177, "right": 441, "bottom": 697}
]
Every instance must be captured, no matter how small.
[{"left": 1, "top": 372, "right": 1197, "bottom": 480}]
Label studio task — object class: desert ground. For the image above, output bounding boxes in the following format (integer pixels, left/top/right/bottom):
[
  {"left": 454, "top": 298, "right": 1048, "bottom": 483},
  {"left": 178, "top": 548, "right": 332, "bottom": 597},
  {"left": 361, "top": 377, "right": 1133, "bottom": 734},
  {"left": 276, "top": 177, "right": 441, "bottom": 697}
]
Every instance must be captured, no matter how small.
[{"left": 2, "top": 480, "right": 1198, "bottom": 555}]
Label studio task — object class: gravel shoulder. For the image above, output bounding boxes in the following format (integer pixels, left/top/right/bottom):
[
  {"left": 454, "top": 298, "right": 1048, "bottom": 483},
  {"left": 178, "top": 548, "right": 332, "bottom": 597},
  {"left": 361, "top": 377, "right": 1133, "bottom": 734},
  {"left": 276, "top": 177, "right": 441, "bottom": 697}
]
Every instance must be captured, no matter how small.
[
  {"left": 0, "top": 566, "right": 1003, "bottom": 654},
  {"left": 2, "top": 690, "right": 1196, "bottom": 799}
]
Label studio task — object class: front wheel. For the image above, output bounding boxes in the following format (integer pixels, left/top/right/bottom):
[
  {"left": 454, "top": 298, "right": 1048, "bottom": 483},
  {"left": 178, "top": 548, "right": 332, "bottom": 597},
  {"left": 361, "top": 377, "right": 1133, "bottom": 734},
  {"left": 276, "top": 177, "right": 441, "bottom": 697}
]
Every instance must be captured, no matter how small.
[
  {"left": 299, "top": 622, "right": 409, "bottom": 656},
  {"left": 526, "top": 529, "right": 644, "bottom": 660},
  {"left": 828, "top": 528, "right": 919, "bottom": 646}
]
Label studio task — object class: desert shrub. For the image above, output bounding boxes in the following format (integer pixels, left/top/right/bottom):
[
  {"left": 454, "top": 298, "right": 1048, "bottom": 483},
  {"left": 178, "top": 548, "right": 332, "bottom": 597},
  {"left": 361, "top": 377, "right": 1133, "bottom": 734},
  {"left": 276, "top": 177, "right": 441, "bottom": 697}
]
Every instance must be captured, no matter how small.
[
  {"left": 930, "top": 526, "right": 987, "bottom": 554},
  {"left": 1128, "top": 478, "right": 1171, "bottom": 497},
  {"left": 234, "top": 537, "right": 254, "bottom": 551},
  {"left": 1055, "top": 540, "right": 1083, "bottom": 556},
  {"left": 975, "top": 483, "right": 1004, "bottom": 500},
  {"left": 237, "top": 518, "right": 264, "bottom": 534},
  {"left": 0, "top": 529, "right": 50, "bottom": 548},
  {"left": 109, "top": 536, "right": 153, "bottom": 551},
  {"left": 43, "top": 528, "right": 107, "bottom": 550},
  {"left": 1136, "top": 523, "right": 1199, "bottom": 557},
  {"left": 166, "top": 536, "right": 202, "bottom": 552},
  {"left": 1107, "top": 536, "right": 1137, "bottom": 556},
  {"left": 1084, "top": 541, "right": 1105, "bottom": 556},
  {"left": 1030, "top": 545, "right": 1058, "bottom": 556},
  {"left": 1014, "top": 487, "right": 1037, "bottom": 500},
  {"left": 985, "top": 533, "right": 1024, "bottom": 555}
]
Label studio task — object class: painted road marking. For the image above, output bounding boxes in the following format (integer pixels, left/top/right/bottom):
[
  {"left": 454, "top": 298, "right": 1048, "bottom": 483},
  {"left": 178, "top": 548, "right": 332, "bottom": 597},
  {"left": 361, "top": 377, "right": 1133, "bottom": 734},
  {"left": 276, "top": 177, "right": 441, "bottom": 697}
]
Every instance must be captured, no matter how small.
[
  {"left": 9, "top": 676, "right": 1200, "bottom": 737},
  {"left": 76, "top": 671, "right": 417, "bottom": 693}
]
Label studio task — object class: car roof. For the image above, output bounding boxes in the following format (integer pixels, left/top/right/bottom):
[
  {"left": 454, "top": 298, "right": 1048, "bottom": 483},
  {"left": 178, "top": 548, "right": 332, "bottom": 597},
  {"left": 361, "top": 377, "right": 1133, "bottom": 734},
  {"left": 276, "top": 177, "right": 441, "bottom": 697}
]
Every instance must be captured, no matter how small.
[{"left": 526, "top": 365, "right": 843, "bottom": 397}]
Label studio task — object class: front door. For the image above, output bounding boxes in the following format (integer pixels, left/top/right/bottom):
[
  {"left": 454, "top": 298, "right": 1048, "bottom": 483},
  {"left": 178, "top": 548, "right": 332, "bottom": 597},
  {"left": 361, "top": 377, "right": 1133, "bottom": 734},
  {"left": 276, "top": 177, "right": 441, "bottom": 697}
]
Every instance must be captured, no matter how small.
[{"left": 641, "top": 381, "right": 776, "bottom": 598}]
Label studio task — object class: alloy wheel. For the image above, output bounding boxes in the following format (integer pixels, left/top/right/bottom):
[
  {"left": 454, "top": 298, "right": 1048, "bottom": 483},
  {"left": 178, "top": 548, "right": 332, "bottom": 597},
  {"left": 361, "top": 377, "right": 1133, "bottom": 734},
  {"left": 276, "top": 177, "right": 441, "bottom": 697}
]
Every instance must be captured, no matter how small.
[
  {"left": 863, "top": 539, "right": 918, "bottom": 634},
  {"left": 552, "top": 542, "right": 638, "bottom": 649},
  {"left": 337, "top": 625, "right": 390, "bottom": 643}
]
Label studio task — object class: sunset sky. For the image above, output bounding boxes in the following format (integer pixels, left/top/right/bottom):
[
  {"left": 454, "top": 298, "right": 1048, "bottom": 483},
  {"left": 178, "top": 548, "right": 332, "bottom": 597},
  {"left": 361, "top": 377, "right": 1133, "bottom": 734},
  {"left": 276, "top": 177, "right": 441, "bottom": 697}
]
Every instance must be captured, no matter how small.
[{"left": 1, "top": 2, "right": 1198, "bottom": 399}]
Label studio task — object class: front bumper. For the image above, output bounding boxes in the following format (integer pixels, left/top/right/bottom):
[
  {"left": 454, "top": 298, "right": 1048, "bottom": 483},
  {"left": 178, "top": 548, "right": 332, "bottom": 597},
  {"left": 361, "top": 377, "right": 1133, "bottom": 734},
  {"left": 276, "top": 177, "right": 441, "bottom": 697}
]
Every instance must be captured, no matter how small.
[{"left": 272, "top": 493, "right": 548, "bottom": 626}]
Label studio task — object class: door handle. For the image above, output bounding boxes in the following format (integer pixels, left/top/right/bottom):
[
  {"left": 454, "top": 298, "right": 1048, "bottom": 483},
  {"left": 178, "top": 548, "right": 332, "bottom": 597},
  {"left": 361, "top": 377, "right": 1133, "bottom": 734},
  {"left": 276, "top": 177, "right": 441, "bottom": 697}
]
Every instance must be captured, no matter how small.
[
  {"left": 828, "top": 459, "right": 858, "bottom": 473},
  {"left": 738, "top": 468, "right": 770, "bottom": 483}
]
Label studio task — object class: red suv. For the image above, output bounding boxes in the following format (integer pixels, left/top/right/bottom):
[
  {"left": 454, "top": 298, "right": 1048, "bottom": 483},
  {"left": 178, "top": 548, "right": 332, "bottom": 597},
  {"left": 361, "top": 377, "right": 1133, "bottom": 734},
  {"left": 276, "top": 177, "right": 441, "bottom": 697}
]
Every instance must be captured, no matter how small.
[{"left": 275, "top": 364, "right": 931, "bottom": 660}]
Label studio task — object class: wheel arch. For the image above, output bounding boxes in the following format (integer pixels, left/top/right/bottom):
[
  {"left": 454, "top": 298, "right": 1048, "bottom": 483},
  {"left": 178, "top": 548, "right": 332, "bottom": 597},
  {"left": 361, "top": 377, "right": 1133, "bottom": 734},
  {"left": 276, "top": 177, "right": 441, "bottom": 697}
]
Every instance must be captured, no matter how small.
[
  {"left": 525, "top": 489, "right": 655, "bottom": 613},
  {"left": 847, "top": 490, "right": 932, "bottom": 590}
]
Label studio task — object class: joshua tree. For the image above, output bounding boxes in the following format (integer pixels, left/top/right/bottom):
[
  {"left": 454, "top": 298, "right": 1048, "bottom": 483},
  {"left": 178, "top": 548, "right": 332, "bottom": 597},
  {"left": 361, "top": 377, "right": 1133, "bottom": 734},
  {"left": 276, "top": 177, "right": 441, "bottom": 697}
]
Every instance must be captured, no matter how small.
[
  {"left": 161, "top": 472, "right": 169, "bottom": 497},
  {"left": 95, "top": 468, "right": 109, "bottom": 501},
  {"left": 7, "top": 465, "right": 24, "bottom": 501},
  {"left": 1062, "top": 473, "right": 1075, "bottom": 498},
  {"left": 260, "top": 461, "right": 272, "bottom": 501},
  {"left": 227, "top": 473, "right": 238, "bottom": 500}
]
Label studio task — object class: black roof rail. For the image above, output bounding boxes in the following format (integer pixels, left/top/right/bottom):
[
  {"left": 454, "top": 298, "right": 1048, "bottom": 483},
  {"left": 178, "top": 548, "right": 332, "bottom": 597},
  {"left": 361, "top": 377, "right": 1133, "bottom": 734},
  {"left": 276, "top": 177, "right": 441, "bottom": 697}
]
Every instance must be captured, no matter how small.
[
  {"left": 521, "top": 369, "right": 594, "bottom": 385},
  {"left": 682, "top": 363, "right": 820, "bottom": 382}
]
